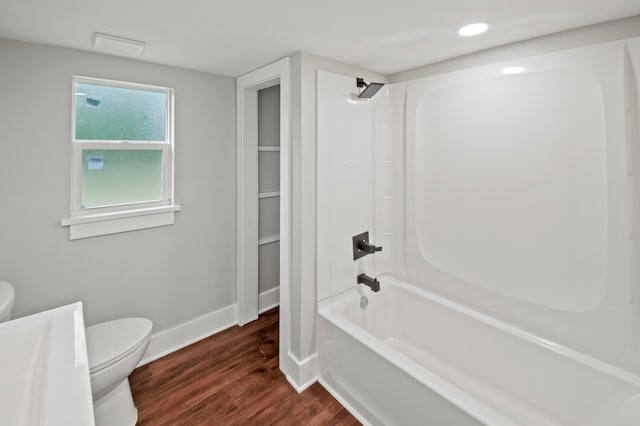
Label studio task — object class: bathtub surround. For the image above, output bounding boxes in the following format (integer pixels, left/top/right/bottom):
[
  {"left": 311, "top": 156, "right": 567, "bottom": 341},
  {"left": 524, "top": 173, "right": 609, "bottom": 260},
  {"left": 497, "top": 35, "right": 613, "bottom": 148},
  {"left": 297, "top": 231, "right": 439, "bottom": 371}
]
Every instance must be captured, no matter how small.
[
  {"left": 317, "top": 70, "right": 385, "bottom": 301},
  {"left": 399, "top": 38, "right": 640, "bottom": 367},
  {"left": 309, "top": 19, "right": 640, "bottom": 395},
  {"left": 315, "top": 23, "right": 640, "bottom": 426}
]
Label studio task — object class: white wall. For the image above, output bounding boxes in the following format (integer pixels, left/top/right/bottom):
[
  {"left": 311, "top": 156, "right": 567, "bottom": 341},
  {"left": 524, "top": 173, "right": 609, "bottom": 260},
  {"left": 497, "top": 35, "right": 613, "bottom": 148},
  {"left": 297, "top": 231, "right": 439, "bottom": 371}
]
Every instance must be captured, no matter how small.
[{"left": 0, "top": 38, "right": 237, "bottom": 334}]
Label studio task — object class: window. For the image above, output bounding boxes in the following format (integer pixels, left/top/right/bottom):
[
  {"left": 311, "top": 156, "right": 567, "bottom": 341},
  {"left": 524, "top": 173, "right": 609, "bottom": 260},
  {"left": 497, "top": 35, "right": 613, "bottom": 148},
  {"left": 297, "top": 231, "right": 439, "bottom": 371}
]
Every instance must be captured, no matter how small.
[{"left": 62, "top": 76, "right": 180, "bottom": 239}]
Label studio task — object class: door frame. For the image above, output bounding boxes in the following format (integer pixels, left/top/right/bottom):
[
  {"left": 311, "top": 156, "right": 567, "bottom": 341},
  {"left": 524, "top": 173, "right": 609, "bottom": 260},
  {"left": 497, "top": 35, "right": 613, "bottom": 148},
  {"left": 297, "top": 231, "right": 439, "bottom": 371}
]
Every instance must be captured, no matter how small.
[{"left": 236, "top": 57, "right": 292, "bottom": 373}]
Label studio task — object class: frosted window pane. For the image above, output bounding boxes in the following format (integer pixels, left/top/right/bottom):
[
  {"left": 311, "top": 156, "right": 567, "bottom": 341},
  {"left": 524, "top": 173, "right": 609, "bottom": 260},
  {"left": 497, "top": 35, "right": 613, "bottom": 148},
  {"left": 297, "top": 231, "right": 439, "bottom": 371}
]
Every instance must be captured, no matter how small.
[
  {"left": 75, "top": 83, "right": 166, "bottom": 141},
  {"left": 82, "top": 150, "right": 163, "bottom": 207}
]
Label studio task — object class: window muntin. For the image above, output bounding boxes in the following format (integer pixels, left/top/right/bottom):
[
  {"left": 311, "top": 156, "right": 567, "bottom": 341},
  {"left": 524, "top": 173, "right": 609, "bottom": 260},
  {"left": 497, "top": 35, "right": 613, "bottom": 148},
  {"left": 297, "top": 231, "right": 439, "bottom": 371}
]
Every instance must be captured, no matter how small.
[{"left": 71, "top": 76, "right": 174, "bottom": 213}]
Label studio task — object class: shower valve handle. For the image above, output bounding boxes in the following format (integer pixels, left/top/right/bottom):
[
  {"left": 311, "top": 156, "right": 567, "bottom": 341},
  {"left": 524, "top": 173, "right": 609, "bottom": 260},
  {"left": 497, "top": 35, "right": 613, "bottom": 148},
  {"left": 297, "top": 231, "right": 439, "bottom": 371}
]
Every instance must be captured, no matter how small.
[
  {"left": 352, "top": 231, "right": 383, "bottom": 260},
  {"left": 358, "top": 240, "right": 382, "bottom": 254}
]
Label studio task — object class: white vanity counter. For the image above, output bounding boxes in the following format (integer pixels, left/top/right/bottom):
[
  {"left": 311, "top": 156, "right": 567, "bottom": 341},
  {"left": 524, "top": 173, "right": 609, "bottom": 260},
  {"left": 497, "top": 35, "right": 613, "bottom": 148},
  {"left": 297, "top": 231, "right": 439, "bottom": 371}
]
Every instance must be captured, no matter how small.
[{"left": 0, "top": 302, "right": 95, "bottom": 425}]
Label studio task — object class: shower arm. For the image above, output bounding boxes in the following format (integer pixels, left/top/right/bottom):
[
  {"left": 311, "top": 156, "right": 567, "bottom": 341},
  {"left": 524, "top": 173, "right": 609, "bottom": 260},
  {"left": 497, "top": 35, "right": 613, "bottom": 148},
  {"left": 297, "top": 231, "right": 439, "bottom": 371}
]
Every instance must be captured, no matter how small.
[{"left": 356, "top": 77, "right": 369, "bottom": 89}]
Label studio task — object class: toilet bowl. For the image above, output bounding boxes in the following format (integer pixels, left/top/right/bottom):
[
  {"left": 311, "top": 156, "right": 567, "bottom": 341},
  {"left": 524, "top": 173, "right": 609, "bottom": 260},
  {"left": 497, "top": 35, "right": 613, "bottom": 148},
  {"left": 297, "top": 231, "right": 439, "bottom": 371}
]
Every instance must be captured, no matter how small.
[
  {"left": 86, "top": 317, "right": 153, "bottom": 426},
  {"left": 0, "top": 281, "right": 15, "bottom": 322}
]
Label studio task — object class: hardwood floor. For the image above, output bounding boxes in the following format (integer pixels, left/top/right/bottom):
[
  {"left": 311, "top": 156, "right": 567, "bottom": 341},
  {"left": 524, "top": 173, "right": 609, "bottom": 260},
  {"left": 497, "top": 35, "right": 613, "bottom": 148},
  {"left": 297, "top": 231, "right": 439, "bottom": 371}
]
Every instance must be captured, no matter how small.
[{"left": 130, "top": 308, "right": 360, "bottom": 425}]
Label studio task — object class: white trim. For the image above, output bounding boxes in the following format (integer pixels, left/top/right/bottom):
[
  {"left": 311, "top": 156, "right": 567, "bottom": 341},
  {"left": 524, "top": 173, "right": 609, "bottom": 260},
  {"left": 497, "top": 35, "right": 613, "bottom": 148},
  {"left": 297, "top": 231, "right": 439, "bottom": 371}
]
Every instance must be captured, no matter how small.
[
  {"left": 236, "top": 59, "right": 290, "bottom": 321},
  {"left": 68, "top": 76, "right": 176, "bottom": 239},
  {"left": 237, "top": 57, "right": 294, "bottom": 386},
  {"left": 138, "top": 304, "right": 238, "bottom": 366},
  {"left": 286, "top": 375, "right": 317, "bottom": 394},
  {"left": 62, "top": 204, "right": 181, "bottom": 226},
  {"left": 284, "top": 353, "right": 319, "bottom": 393},
  {"left": 259, "top": 286, "right": 280, "bottom": 313},
  {"left": 137, "top": 290, "right": 280, "bottom": 369},
  {"left": 258, "top": 146, "right": 281, "bottom": 152},
  {"left": 62, "top": 204, "right": 181, "bottom": 240},
  {"left": 73, "top": 75, "right": 171, "bottom": 94},
  {"left": 65, "top": 210, "right": 178, "bottom": 240},
  {"left": 236, "top": 76, "right": 260, "bottom": 325},
  {"left": 258, "top": 235, "right": 280, "bottom": 246}
]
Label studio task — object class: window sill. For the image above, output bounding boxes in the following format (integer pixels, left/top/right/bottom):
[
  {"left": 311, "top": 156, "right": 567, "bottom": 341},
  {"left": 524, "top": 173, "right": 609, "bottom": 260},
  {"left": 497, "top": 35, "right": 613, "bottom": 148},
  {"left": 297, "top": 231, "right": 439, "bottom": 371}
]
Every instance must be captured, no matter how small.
[{"left": 61, "top": 204, "right": 182, "bottom": 240}]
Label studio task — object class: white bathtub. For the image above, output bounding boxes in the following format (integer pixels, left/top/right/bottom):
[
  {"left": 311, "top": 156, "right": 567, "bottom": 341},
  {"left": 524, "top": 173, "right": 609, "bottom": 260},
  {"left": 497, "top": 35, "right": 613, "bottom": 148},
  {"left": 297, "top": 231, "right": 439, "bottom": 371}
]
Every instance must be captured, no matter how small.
[{"left": 317, "top": 275, "right": 640, "bottom": 425}]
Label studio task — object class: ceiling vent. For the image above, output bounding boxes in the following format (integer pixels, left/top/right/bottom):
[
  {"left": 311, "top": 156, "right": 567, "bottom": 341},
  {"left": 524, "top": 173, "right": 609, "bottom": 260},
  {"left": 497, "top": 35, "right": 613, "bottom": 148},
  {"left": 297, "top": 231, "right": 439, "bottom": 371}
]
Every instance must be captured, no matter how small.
[{"left": 93, "top": 33, "right": 145, "bottom": 57}]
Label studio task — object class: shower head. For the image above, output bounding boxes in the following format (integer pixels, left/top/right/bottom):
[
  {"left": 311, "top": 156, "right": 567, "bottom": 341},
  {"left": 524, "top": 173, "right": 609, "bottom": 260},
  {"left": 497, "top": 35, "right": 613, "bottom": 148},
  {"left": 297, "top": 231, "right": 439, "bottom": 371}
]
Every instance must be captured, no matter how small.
[{"left": 356, "top": 77, "right": 385, "bottom": 99}]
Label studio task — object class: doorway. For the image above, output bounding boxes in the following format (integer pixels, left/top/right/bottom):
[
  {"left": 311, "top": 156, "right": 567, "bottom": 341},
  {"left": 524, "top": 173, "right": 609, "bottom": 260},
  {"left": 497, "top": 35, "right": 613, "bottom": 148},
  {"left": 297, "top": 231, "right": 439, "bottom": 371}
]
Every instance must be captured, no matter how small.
[{"left": 236, "top": 58, "right": 293, "bottom": 379}]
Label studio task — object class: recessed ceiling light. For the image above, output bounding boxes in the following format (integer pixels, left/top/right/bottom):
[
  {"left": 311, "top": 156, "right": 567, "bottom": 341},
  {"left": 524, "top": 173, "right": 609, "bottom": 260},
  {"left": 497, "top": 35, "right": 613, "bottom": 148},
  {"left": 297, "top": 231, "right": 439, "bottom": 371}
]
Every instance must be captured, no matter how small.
[
  {"left": 457, "top": 22, "right": 490, "bottom": 37},
  {"left": 502, "top": 66, "right": 525, "bottom": 75},
  {"left": 93, "top": 33, "right": 146, "bottom": 57}
]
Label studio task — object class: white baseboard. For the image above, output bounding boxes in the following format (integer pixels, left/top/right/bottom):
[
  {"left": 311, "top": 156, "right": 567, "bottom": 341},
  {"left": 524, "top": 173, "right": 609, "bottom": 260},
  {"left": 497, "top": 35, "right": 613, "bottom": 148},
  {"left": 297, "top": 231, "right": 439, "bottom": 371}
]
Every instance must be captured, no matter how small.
[
  {"left": 286, "top": 373, "right": 316, "bottom": 393},
  {"left": 137, "top": 288, "right": 280, "bottom": 367},
  {"left": 284, "top": 352, "right": 318, "bottom": 393},
  {"left": 138, "top": 304, "right": 238, "bottom": 366},
  {"left": 259, "top": 286, "right": 280, "bottom": 313}
]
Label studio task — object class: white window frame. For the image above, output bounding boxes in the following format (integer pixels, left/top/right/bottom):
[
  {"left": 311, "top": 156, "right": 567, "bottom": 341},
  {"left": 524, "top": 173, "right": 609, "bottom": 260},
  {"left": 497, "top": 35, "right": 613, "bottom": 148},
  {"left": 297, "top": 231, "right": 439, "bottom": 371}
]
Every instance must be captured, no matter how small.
[{"left": 61, "top": 76, "right": 180, "bottom": 240}]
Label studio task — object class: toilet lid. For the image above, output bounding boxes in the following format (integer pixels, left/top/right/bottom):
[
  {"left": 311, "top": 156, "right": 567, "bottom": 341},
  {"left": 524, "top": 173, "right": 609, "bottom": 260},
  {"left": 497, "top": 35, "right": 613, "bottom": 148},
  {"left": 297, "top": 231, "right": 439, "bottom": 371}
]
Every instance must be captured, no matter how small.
[
  {"left": 86, "top": 317, "right": 152, "bottom": 373},
  {"left": 0, "top": 281, "right": 15, "bottom": 318}
]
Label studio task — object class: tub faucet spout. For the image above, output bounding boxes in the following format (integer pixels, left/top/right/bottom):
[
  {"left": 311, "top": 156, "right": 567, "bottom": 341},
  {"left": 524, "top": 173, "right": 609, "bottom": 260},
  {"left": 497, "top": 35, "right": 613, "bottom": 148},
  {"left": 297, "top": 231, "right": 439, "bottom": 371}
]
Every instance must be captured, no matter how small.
[{"left": 357, "top": 273, "right": 380, "bottom": 292}]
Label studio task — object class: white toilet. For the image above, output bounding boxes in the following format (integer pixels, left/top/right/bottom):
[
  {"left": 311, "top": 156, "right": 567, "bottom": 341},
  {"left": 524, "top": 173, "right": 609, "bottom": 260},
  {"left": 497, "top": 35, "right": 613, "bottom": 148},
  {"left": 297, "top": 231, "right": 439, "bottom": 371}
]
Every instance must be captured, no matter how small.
[
  {"left": 0, "top": 281, "right": 15, "bottom": 322},
  {"left": 86, "top": 317, "right": 153, "bottom": 426},
  {"left": 0, "top": 281, "right": 151, "bottom": 425}
]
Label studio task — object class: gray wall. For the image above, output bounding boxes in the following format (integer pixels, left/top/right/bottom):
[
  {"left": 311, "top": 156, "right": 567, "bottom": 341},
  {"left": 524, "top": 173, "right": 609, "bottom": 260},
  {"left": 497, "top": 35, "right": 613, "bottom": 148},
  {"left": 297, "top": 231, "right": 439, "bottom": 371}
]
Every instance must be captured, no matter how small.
[
  {"left": 258, "top": 85, "right": 280, "bottom": 294},
  {"left": 258, "top": 86, "right": 280, "bottom": 147},
  {"left": 0, "top": 38, "right": 236, "bottom": 332}
]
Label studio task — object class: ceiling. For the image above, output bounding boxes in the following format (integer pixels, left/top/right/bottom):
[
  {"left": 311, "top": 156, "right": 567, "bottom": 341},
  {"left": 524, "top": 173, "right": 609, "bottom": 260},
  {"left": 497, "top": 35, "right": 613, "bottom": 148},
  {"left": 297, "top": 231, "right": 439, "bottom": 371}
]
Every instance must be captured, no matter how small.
[{"left": 0, "top": 0, "right": 639, "bottom": 77}]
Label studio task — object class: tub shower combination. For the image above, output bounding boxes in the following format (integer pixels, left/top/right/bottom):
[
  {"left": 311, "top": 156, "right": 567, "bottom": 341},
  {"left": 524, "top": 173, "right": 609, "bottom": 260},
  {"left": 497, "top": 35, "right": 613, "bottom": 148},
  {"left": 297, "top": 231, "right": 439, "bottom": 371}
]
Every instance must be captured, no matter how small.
[{"left": 316, "top": 37, "right": 640, "bottom": 425}]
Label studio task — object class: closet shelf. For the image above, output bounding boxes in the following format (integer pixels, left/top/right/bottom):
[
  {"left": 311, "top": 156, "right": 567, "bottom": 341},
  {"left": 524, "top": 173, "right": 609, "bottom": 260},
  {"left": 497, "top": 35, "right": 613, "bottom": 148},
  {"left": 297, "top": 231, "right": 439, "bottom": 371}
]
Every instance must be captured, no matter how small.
[
  {"left": 258, "top": 235, "right": 280, "bottom": 246},
  {"left": 259, "top": 191, "right": 280, "bottom": 199}
]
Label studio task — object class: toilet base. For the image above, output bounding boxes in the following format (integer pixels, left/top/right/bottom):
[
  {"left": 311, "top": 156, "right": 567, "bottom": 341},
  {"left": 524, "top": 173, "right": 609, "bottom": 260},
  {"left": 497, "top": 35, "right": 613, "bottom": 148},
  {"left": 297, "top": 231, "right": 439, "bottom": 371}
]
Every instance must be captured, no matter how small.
[{"left": 93, "top": 378, "right": 138, "bottom": 426}]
